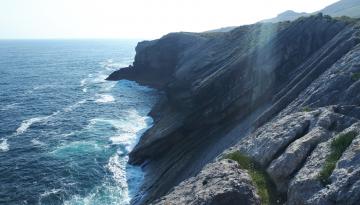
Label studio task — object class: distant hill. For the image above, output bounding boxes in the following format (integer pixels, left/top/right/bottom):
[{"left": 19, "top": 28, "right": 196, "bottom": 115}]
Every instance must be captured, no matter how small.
[
  {"left": 321, "top": 0, "right": 360, "bottom": 18},
  {"left": 262, "top": 0, "right": 360, "bottom": 23},
  {"left": 205, "top": 0, "right": 360, "bottom": 33},
  {"left": 204, "top": 26, "right": 237, "bottom": 33},
  {"left": 261, "top": 10, "right": 309, "bottom": 23}
]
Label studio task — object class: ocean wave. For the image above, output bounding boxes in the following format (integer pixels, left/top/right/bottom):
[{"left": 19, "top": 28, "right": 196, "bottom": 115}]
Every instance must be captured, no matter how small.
[
  {"left": 100, "top": 59, "right": 129, "bottom": 71},
  {"left": 31, "top": 139, "right": 46, "bottom": 147},
  {"left": 63, "top": 99, "right": 87, "bottom": 112},
  {"left": 90, "top": 112, "right": 151, "bottom": 134},
  {"left": 107, "top": 154, "right": 143, "bottom": 202},
  {"left": 63, "top": 154, "right": 133, "bottom": 205},
  {"left": 95, "top": 94, "right": 115, "bottom": 103},
  {"left": 108, "top": 154, "right": 128, "bottom": 189},
  {"left": 109, "top": 111, "right": 153, "bottom": 151},
  {"left": 61, "top": 131, "right": 77, "bottom": 138},
  {"left": 0, "top": 103, "right": 20, "bottom": 111},
  {"left": 62, "top": 154, "right": 135, "bottom": 205},
  {"left": 64, "top": 183, "right": 130, "bottom": 205},
  {"left": 92, "top": 74, "right": 108, "bottom": 84},
  {"left": 89, "top": 118, "right": 121, "bottom": 128},
  {"left": 15, "top": 111, "right": 60, "bottom": 135},
  {"left": 80, "top": 79, "right": 86, "bottom": 87},
  {"left": 0, "top": 139, "right": 9, "bottom": 152},
  {"left": 39, "top": 188, "right": 62, "bottom": 198},
  {"left": 80, "top": 72, "right": 112, "bottom": 93},
  {"left": 51, "top": 141, "right": 103, "bottom": 158},
  {"left": 33, "top": 85, "right": 54, "bottom": 90},
  {"left": 100, "top": 81, "right": 116, "bottom": 92},
  {"left": 109, "top": 133, "right": 134, "bottom": 150},
  {"left": 15, "top": 99, "right": 87, "bottom": 136}
]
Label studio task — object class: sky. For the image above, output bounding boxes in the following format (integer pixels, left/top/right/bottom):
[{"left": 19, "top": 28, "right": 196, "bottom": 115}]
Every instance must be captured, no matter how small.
[{"left": 0, "top": 0, "right": 340, "bottom": 40}]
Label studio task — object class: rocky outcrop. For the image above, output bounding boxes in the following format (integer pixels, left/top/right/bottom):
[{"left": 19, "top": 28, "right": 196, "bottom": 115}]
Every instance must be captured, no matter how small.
[
  {"left": 225, "top": 106, "right": 360, "bottom": 204},
  {"left": 152, "top": 160, "right": 261, "bottom": 205},
  {"left": 288, "top": 122, "right": 360, "bottom": 205},
  {"left": 106, "top": 32, "right": 206, "bottom": 88},
  {"left": 108, "top": 14, "right": 360, "bottom": 205}
]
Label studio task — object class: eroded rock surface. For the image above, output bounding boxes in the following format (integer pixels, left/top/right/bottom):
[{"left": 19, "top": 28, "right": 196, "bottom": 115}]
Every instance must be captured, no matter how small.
[
  {"left": 227, "top": 107, "right": 360, "bottom": 205},
  {"left": 152, "top": 160, "right": 260, "bottom": 205}
]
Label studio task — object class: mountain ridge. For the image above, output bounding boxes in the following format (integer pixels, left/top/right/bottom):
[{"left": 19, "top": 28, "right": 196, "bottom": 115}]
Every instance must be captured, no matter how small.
[{"left": 261, "top": 0, "right": 360, "bottom": 23}]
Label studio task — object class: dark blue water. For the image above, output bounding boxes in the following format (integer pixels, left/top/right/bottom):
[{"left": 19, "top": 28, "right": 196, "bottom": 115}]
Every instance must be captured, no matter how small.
[{"left": 0, "top": 40, "right": 158, "bottom": 205}]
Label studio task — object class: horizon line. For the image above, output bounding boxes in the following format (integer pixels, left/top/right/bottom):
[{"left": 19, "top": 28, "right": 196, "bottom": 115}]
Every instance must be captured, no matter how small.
[{"left": 0, "top": 37, "right": 151, "bottom": 41}]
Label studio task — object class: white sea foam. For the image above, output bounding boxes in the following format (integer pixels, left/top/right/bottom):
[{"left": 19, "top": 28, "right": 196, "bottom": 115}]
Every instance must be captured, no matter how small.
[
  {"left": 100, "top": 59, "right": 129, "bottom": 71},
  {"left": 109, "top": 110, "right": 153, "bottom": 151},
  {"left": 0, "top": 103, "right": 20, "bottom": 111},
  {"left": 89, "top": 118, "right": 121, "bottom": 128},
  {"left": 31, "top": 139, "right": 46, "bottom": 147},
  {"left": 51, "top": 141, "right": 103, "bottom": 159},
  {"left": 61, "top": 131, "right": 77, "bottom": 138},
  {"left": 80, "top": 79, "right": 86, "bottom": 87},
  {"left": 0, "top": 139, "right": 9, "bottom": 152},
  {"left": 82, "top": 88, "right": 87, "bottom": 93},
  {"left": 14, "top": 99, "right": 86, "bottom": 136},
  {"left": 62, "top": 154, "right": 133, "bottom": 205},
  {"left": 65, "top": 154, "right": 134, "bottom": 205},
  {"left": 62, "top": 104, "right": 153, "bottom": 205},
  {"left": 109, "top": 133, "right": 134, "bottom": 149},
  {"left": 63, "top": 100, "right": 87, "bottom": 112},
  {"left": 33, "top": 85, "right": 53, "bottom": 90},
  {"left": 95, "top": 94, "right": 115, "bottom": 103},
  {"left": 108, "top": 154, "right": 128, "bottom": 189},
  {"left": 39, "top": 188, "right": 63, "bottom": 202},
  {"left": 15, "top": 111, "right": 60, "bottom": 135},
  {"left": 100, "top": 81, "right": 116, "bottom": 92},
  {"left": 16, "top": 117, "right": 48, "bottom": 135},
  {"left": 92, "top": 74, "right": 107, "bottom": 84}
]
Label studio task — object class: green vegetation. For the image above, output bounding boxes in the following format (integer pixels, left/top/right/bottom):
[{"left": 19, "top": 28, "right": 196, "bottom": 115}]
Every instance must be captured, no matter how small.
[
  {"left": 225, "top": 152, "right": 284, "bottom": 205},
  {"left": 199, "top": 31, "right": 225, "bottom": 38},
  {"left": 334, "top": 16, "right": 360, "bottom": 24},
  {"left": 318, "top": 131, "right": 358, "bottom": 185},
  {"left": 302, "top": 106, "right": 312, "bottom": 112},
  {"left": 351, "top": 72, "right": 360, "bottom": 81}
]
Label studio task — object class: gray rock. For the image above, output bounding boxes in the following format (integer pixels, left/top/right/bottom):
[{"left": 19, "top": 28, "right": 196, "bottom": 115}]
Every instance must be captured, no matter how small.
[
  {"left": 152, "top": 160, "right": 261, "bottom": 205},
  {"left": 226, "top": 107, "right": 360, "bottom": 205},
  {"left": 233, "top": 111, "right": 313, "bottom": 166},
  {"left": 267, "top": 127, "right": 330, "bottom": 193},
  {"left": 288, "top": 123, "right": 360, "bottom": 205},
  {"left": 287, "top": 141, "right": 330, "bottom": 205}
]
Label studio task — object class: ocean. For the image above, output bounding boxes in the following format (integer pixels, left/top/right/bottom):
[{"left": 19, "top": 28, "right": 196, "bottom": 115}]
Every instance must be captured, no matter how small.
[{"left": 0, "top": 40, "right": 158, "bottom": 205}]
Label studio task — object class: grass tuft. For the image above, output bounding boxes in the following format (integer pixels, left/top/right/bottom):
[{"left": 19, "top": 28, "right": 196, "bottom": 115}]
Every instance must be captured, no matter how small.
[
  {"left": 225, "top": 152, "right": 284, "bottom": 205},
  {"left": 318, "top": 131, "right": 357, "bottom": 185}
]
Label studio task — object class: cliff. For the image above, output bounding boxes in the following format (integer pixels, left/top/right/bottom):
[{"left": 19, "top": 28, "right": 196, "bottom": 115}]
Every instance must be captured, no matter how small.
[{"left": 107, "top": 14, "right": 360, "bottom": 204}]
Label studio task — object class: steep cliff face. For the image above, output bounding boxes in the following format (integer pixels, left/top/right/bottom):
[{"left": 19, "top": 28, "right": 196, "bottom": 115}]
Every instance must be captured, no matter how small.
[{"left": 108, "top": 14, "right": 360, "bottom": 204}]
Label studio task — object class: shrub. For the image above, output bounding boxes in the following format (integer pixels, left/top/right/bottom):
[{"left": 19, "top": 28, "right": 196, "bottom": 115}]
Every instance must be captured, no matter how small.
[{"left": 318, "top": 131, "right": 357, "bottom": 185}]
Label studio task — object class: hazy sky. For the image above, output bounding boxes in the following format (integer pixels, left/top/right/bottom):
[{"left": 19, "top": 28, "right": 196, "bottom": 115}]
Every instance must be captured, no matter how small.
[{"left": 0, "top": 0, "right": 339, "bottom": 40}]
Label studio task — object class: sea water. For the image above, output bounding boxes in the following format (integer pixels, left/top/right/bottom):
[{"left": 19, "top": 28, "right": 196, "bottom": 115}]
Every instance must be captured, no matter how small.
[{"left": 0, "top": 40, "right": 158, "bottom": 205}]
